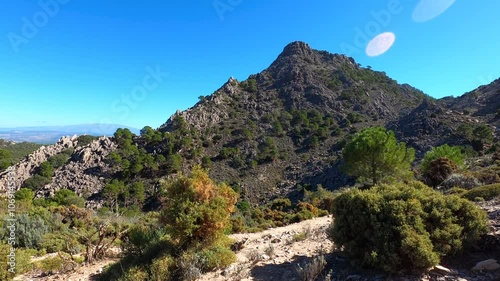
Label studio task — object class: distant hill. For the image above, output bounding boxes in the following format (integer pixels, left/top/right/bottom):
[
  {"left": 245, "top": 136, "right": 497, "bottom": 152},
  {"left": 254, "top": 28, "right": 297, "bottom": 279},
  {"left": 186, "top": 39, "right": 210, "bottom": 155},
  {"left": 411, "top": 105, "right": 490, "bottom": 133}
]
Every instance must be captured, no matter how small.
[{"left": 0, "top": 124, "right": 140, "bottom": 144}]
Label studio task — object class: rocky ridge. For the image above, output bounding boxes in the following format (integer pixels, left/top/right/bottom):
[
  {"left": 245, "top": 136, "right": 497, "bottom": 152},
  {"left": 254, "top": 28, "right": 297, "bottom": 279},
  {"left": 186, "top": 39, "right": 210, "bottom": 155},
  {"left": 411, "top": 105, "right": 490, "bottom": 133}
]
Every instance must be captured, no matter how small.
[
  {"left": 36, "top": 137, "right": 117, "bottom": 201},
  {"left": 0, "top": 136, "right": 78, "bottom": 193},
  {"left": 0, "top": 136, "right": 117, "bottom": 205}
]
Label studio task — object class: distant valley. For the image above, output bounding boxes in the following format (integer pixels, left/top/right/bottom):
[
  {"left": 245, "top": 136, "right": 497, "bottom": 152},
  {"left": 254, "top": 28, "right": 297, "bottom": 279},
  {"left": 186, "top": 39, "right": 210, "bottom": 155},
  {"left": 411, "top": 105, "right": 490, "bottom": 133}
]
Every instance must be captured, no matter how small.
[{"left": 0, "top": 124, "right": 140, "bottom": 144}]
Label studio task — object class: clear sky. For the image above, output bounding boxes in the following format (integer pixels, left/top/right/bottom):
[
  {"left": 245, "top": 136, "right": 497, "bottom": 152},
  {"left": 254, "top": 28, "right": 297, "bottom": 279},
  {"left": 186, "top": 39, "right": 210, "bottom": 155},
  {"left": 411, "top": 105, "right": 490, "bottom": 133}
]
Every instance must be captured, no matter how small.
[{"left": 1, "top": 0, "right": 499, "bottom": 129}]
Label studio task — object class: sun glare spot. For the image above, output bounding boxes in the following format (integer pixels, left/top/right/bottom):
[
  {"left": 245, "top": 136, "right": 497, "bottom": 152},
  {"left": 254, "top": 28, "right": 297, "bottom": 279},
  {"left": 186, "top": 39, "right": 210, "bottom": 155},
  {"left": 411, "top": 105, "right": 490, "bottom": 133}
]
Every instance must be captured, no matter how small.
[
  {"left": 412, "top": 0, "right": 456, "bottom": 23},
  {"left": 365, "top": 32, "right": 396, "bottom": 57}
]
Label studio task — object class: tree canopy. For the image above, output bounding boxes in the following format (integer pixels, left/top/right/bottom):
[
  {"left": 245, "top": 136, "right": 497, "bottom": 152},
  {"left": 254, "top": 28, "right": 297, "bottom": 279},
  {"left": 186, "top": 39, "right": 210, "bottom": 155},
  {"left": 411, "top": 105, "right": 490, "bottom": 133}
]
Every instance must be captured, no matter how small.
[{"left": 342, "top": 126, "right": 415, "bottom": 185}]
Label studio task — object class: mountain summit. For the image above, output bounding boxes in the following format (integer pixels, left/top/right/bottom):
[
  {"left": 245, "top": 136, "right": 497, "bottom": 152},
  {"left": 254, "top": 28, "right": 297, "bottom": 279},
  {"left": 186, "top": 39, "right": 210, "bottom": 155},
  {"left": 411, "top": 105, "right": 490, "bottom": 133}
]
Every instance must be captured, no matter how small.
[{"left": 154, "top": 42, "right": 496, "bottom": 202}]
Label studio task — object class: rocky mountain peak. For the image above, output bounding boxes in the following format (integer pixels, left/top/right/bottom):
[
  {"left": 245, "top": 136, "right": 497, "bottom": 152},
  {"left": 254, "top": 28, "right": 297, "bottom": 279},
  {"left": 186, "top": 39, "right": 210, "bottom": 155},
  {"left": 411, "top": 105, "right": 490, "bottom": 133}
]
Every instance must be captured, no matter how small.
[{"left": 280, "top": 41, "right": 314, "bottom": 57}]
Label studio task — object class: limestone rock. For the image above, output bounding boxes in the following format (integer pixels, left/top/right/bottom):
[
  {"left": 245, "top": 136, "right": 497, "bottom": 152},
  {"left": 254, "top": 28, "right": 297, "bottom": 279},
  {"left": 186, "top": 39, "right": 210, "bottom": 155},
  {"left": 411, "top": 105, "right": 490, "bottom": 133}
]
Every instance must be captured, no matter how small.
[{"left": 472, "top": 259, "right": 500, "bottom": 271}]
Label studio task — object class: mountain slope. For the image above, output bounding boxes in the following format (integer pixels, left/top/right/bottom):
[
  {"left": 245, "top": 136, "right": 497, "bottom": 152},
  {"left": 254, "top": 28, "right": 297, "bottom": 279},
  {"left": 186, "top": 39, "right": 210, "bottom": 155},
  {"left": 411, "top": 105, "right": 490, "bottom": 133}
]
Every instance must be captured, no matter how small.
[
  {"left": 1, "top": 41, "right": 498, "bottom": 207},
  {"left": 442, "top": 77, "right": 500, "bottom": 129},
  {"left": 156, "top": 42, "right": 438, "bottom": 202}
]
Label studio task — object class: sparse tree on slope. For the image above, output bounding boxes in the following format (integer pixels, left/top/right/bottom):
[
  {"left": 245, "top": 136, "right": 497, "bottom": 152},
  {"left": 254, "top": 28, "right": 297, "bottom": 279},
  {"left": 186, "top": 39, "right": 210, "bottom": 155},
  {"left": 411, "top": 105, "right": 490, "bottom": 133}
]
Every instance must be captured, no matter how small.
[{"left": 342, "top": 126, "right": 415, "bottom": 186}]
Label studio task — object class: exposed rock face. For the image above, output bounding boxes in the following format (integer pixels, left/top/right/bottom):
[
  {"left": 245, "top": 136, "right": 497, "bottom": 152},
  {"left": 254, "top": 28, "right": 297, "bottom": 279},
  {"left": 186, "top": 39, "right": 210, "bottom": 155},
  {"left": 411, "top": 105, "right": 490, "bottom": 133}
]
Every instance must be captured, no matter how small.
[
  {"left": 153, "top": 41, "right": 500, "bottom": 203},
  {"left": 0, "top": 135, "right": 79, "bottom": 193},
  {"left": 36, "top": 137, "right": 117, "bottom": 198}
]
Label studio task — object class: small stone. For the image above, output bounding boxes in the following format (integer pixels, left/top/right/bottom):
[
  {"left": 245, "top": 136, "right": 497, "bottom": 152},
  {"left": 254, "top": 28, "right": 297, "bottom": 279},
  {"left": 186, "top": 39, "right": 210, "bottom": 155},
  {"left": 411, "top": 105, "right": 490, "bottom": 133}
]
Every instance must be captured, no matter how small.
[
  {"left": 222, "top": 264, "right": 235, "bottom": 276},
  {"left": 432, "top": 265, "right": 452, "bottom": 274},
  {"left": 472, "top": 259, "right": 500, "bottom": 271}
]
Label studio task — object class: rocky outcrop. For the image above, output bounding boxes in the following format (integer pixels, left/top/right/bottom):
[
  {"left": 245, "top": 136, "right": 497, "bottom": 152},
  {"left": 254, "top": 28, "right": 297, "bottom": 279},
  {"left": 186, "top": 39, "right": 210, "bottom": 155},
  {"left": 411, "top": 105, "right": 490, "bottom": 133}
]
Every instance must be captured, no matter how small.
[
  {"left": 36, "top": 137, "right": 117, "bottom": 199},
  {"left": 0, "top": 135, "right": 78, "bottom": 193}
]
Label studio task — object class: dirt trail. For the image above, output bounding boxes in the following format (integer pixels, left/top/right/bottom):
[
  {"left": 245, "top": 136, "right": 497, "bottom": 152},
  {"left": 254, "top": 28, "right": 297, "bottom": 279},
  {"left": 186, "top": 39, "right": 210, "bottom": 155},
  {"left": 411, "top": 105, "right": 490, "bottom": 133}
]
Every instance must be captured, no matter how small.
[{"left": 200, "top": 215, "right": 334, "bottom": 281}]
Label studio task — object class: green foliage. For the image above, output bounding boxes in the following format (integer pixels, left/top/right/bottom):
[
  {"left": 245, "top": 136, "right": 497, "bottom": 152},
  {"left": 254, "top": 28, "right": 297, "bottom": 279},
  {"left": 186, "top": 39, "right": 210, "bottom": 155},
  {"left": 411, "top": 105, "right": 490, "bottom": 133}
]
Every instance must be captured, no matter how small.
[
  {"left": 77, "top": 134, "right": 98, "bottom": 147},
  {"left": 219, "top": 147, "right": 238, "bottom": 159},
  {"left": 240, "top": 78, "right": 257, "bottom": 93},
  {"left": 328, "top": 181, "right": 488, "bottom": 273},
  {"left": 160, "top": 166, "right": 238, "bottom": 246},
  {"left": 38, "top": 161, "right": 54, "bottom": 178},
  {"left": 166, "top": 153, "right": 182, "bottom": 173},
  {"left": 303, "top": 185, "right": 336, "bottom": 212},
  {"left": 22, "top": 159, "right": 59, "bottom": 190},
  {"left": 40, "top": 232, "right": 79, "bottom": 253},
  {"left": 0, "top": 243, "right": 32, "bottom": 279},
  {"left": 346, "top": 112, "right": 363, "bottom": 124},
  {"left": 196, "top": 241, "right": 236, "bottom": 271},
  {"left": 122, "top": 223, "right": 164, "bottom": 257},
  {"left": 472, "top": 125, "right": 494, "bottom": 151},
  {"left": 342, "top": 127, "right": 415, "bottom": 185},
  {"left": 257, "top": 137, "right": 278, "bottom": 163},
  {"left": 149, "top": 255, "right": 175, "bottom": 281},
  {"left": 140, "top": 126, "right": 163, "bottom": 144},
  {"left": 16, "top": 213, "right": 50, "bottom": 249},
  {"left": 53, "top": 189, "right": 85, "bottom": 208},
  {"left": 201, "top": 156, "right": 212, "bottom": 169},
  {"left": 421, "top": 144, "right": 464, "bottom": 174},
  {"left": 461, "top": 184, "right": 500, "bottom": 201},
  {"left": 0, "top": 148, "right": 12, "bottom": 170},
  {"left": 47, "top": 149, "right": 73, "bottom": 169},
  {"left": 0, "top": 139, "right": 41, "bottom": 172},
  {"left": 15, "top": 188, "right": 34, "bottom": 202}
]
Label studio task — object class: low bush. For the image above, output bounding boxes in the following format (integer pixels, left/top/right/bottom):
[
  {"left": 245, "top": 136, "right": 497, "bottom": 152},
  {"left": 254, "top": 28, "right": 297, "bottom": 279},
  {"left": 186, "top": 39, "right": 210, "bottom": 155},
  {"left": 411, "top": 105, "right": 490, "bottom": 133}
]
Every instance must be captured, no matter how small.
[
  {"left": 425, "top": 157, "right": 458, "bottom": 187},
  {"left": 462, "top": 184, "right": 500, "bottom": 201},
  {"left": 328, "top": 181, "right": 488, "bottom": 273},
  {"left": 439, "top": 173, "right": 482, "bottom": 190},
  {"left": 149, "top": 255, "right": 175, "bottom": 281},
  {"left": 0, "top": 243, "right": 32, "bottom": 279}
]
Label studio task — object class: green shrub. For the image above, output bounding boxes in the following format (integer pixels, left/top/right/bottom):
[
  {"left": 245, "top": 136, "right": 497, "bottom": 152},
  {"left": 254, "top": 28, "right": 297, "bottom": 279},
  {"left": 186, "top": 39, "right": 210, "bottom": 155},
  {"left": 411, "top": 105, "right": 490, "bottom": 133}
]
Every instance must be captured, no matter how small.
[
  {"left": 421, "top": 145, "right": 464, "bottom": 174},
  {"left": 462, "top": 184, "right": 500, "bottom": 201},
  {"left": 22, "top": 174, "right": 51, "bottom": 190},
  {"left": 15, "top": 188, "right": 34, "bottom": 202},
  {"left": 328, "top": 181, "right": 487, "bottom": 273},
  {"left": 48, "top": 152, "right": 71, "bottom": 169},
  {"left": 53, "top": 189, "right": 85, "bottom": 207},
  {"left": 0, "top": 243, "right": 32, "bottom": 279},
  {"left": 303, "top": 185, "right": 336, "bottom": 213},
  {"left": 36, "top": 256, "right": 64, "bottom": 274},
  {"left": 446, "top": 187, "right": 467, "bottom": 196},
  {"left": 16, "top": 213, "right": 50, "bottom": 249},
  {"left": 160, "top": 166, "right": 238, "bottom": 246},
  {"left": 118, "top": 266, "right": 149, "bottom": 281},
  {"left": 149, "top": 255, "right": 175, "bottom": 281},
  {"left": 77, "top": 135, "right": 98, "bottom": 147},
  {"left": 197, "top": 241, "right": 236, "bottom": 271}
]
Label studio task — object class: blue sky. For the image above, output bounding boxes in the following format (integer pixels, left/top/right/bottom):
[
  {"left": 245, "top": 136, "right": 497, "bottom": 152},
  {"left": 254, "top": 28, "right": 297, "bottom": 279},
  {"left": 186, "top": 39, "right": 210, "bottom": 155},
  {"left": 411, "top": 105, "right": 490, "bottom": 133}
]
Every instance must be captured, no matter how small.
[{"left": 1, "top": 0, "right": 499, "bottom": 129}]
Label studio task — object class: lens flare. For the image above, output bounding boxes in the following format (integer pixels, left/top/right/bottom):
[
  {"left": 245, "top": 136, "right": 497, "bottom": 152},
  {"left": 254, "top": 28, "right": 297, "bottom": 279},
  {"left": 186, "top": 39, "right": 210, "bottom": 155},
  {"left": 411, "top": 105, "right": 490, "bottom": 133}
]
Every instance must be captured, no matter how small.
[
  {"left": 412, "top": 0, "right": 456, "bottom": 23},
  {"left": 365, "top": 32, "right": 396, "bottom": 57}
]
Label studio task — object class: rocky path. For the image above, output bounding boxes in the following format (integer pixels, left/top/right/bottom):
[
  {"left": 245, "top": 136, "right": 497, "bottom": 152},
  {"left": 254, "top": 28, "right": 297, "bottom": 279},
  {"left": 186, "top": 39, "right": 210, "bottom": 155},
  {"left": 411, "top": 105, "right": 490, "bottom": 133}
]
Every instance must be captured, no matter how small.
[{"left": 200, "top": 215, "right": 334, "bottom": 281}]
